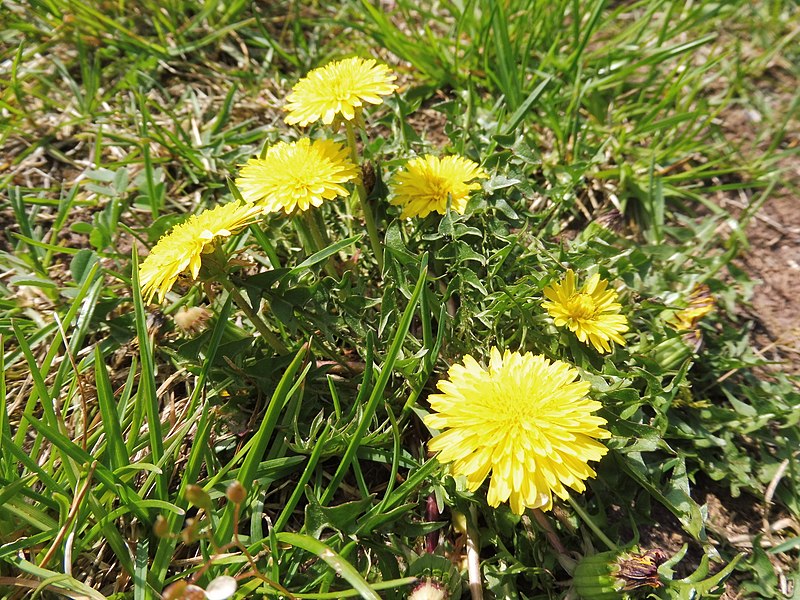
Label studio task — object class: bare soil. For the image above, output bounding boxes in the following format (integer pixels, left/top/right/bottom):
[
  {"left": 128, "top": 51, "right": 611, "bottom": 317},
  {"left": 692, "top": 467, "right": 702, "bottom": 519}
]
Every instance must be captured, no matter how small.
[{"left": 739, "top": 191, "right": 800, "bottom": 373}]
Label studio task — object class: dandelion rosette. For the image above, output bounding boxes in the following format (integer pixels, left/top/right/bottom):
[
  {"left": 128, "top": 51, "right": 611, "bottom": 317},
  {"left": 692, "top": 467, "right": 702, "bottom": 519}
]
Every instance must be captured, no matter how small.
[
  {"left": 139, "top": 201, "right": 260, "bottom": 303},
  {"left": 542, "top": 269, "right": 629, "bottom": 353},
  {"left": 235, "top": 138, "right": 359, "bottom": 214},
  {"left": 284, "top": 57, "right": 397, "bottom": 127},
  {"left": 390, "top": 155, "right": 487, "bottom": 218},
  {"left": 424, "top": 348, "right": 610, "bottom": 514}
]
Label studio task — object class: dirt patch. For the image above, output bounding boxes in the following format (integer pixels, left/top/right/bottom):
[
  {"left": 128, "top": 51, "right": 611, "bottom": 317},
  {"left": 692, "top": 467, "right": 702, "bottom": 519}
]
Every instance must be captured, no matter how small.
[
  {"left": 717, "top": 65, "right": 800, "bottom": 375},
  {"left": 738, "top": 192, "right": 800, "bottom": 371}
]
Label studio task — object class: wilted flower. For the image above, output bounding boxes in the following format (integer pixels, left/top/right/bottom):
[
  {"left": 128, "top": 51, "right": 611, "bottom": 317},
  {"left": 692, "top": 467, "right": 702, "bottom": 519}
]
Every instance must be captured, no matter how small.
[
  {"left": 236, "top": 138, "right": 358, "bottom": 214},
  {"left": 573, "top": 548, "right": 667, "bottom": 599},
  {"left": 284, "top": 57, "right": 397, "bottom": 127},
  {"left": 139, "top": 202, "right": 260, "bottom": 303},
  {"left": 672, "top": 284, "right": 714, "bottom": 330},
  {"left": 542, "top": 269, "right": 629, "bottom": 353},
  {"left": 424, "top": 348, "right": 610, "bottom": 514},
  {"left": 408, "top": 579, "right": 448, "bottom": 600},
  {"left": 390, "top": 155, "right": 487, "bottom": 218},
  {"left": 173, "top": 306, "right": 212, "bottom": 335}
]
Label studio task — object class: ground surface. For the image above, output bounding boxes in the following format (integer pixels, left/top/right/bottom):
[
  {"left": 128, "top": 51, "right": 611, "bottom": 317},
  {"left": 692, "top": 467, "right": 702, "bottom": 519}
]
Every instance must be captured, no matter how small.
[
  {"left": 742, "top": 194, "right": 800, "bottom": 373},
  {"left": 721, "top": 64, "right": 800, "bottom": 375},
  {"left": 0, "top": 2, "right": 800, "bottom": 600}
]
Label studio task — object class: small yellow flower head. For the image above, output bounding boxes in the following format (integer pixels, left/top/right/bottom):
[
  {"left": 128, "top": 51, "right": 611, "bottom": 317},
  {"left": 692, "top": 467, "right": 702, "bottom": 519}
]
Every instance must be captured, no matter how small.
[
  {"left": 139, "top": 201, "right": 260, "bottom": 303},
  {"left": 425, "top": 348, "right": 610, "bottom": 514},
  {"left": 235, "top": 138, "right": 359, "bottom": 214},
  {"left": 284, "top": 57, "right": 397, "bottom": 127},
  {"left": 671, "top": 284, "right": 714, "bottom": 332},
  {"left": 542, "top": 269, "right": 629, "bottom": 353},
  {"left": 390, "top": 155, "right": 487, "bottom": 218}
]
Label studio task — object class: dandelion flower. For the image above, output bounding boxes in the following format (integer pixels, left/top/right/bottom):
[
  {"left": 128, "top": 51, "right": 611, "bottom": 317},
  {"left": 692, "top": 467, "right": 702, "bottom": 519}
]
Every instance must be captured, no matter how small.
[
  {"left": 671, "top": 284, "right": 714, "bottom": 332},
  {"left": 669, "top": 284, "right": 715, "bottom": 352},
  {"left": 139, "top": 201, "right": 260, "bottom": 303},
  {"left": 284, "top": 57, "right": 397, "bottom": 127},
  {"left": 390, "top": 155, "right": 487, "bottom": 218},
  {"left": 542, "top": 270, "right": 629, "bottom": 353},
  {"left": 235, "top": 138, "right": 359, "bottom": 214},
  {"left": 425, "top": 348, "right": 609, "bottom": 514}
]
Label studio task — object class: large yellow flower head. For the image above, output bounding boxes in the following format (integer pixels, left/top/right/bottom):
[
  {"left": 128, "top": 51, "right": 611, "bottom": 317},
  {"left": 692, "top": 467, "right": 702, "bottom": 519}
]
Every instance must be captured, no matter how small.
[
  {"left": 390, "top": 155, "right": 487, "bottom": 218},
  {"left": 284, "top": 57, "right": 397, "bottom": 127},
  {"left": 425, "top": 349, "right": 610, "bottom": 514},
  {"left": 235, "top": 138, "right": 359, "bottom": 214},
  {"left": 139, "top": 201, "right": 260, "bottom": 303},
  {"left": 542, "top": 269, "right": 629, "bottom": 354}
]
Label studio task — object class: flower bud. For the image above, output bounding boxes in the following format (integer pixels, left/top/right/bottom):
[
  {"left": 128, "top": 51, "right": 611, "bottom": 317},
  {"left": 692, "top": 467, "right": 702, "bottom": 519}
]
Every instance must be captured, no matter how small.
[
  {"left": 183, "top": 584, "right": 207, "bottom": 600},
  {"left": 185, "top": 485, "right": 212, "bottom": 511},
  {"left": 225, "top": 481, "right": 246, "bottom": 505},
  {"left": 573, "top": 548, "right": 666, "bottom": 599},
  {"left": 161, "top": 580, "right": 188, "bottom": 600},
  {"left": 153, "top": 515, "right": 170, "bottom": 538}
]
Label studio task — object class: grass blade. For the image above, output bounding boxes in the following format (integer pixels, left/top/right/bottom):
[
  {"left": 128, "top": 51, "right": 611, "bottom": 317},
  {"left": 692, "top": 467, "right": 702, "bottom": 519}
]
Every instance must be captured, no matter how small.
[
  {"left": 321, "top": 254, "right": 428, "bottom": 505},
  {"left": 276, "top": 533, "right": 380, "bottom": 600}
]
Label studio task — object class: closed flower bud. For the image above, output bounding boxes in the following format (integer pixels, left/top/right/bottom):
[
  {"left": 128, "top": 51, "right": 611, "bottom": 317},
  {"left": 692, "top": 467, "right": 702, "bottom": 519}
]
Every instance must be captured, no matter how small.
[
  {"left": 185, "top": 485, "right": 213, "bottom": 511},
  {"left": 652, "top": 335, "right": 693, "bottom": 370},
  {"left": 183, "top": 584, "right": 207, "bottom": 600},
  {"left": 180, "top": 518, "right": 201, "bottom": 544},
  {"left": 153, "top": 515, "right": 170, "bottom": 538},
  {"left": 225, "top": 481, "right": 246, "bottom": 505},
  {"left": 161, "top": 581, "right": 188, "bottom": 600}
]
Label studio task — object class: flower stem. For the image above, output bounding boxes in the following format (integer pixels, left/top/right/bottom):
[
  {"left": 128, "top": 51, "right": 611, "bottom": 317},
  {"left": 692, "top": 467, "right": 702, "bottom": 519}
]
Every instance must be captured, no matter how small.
[
  {"left": 345, "top": 120, "right": 384, "bottom": 271},
  {"left": 302, "top": 210, "right": 339, "bottom": 278},
  {"left": 466, "top": 506, "right": 484, "bottom": 600},
  {"left": 221, "top": 280, "right": 288, "bottom": 355},
  {"left": 567, "top": 496, "right": 617, "bottom": 552}
]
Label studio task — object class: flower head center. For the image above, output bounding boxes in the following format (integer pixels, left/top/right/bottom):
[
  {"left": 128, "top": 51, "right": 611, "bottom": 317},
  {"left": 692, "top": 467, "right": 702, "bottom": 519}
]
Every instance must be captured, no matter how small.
[
  {"left": 492, "top": 382, "right": 539, "bottom": 428},
  {"left": 426, "top": 176, "right": 452, "bottom": 202},
  {"left": 565, "top": 293, "right": 598, "bottom": 320}
]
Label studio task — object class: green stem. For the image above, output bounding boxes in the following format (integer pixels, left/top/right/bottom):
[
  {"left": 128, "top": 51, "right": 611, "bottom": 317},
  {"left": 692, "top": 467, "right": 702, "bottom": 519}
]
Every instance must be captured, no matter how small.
[
  {"left": 222, "top": 280, "right": 288, "bottom": 355},
  {"left": 567, "top": 496, "right": 617, "bottom": 551},
  {"left": 345, "top": 121, "right": 384, "bottom": 272},
  {"left": 303, "top": 210, "right": 338, "bottom": 278}
]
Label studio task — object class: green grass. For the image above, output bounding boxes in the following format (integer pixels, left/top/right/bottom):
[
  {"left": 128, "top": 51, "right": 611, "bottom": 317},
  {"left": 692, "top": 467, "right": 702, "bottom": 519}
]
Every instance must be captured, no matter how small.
[{"left": 1, "top": 0, "right": 799, "bottom": 598}]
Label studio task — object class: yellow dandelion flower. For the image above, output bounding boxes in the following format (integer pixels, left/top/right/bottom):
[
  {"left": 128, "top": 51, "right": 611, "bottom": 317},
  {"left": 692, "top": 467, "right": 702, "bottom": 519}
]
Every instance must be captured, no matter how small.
[
  {"left": 671, "top": 284, "right": 714, "bottom": 332},
  {"left": 542, "top": 269, "right": 629, "bottom": 353},
  {"left": 425, "top": 348, "right": 609, "bottom": 514},
  {"left": 139, "top": 201, "right": 260, "bottom": 303},
  {"left": 284, "top": 57, "right": 397, "bottom": 127},
  {"left": 235, "top": 138, "right": 359, "bottom": 214},
  {"left": 390, "top": 155, "right": 487, "bottom": 218}
]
